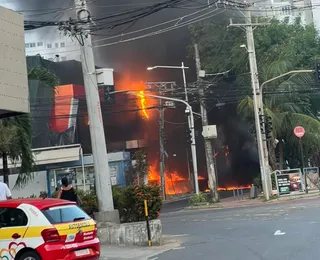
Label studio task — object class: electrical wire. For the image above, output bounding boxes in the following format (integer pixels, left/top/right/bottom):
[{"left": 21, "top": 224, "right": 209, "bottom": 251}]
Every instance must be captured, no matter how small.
[{"left": 93, "top": 8, "right": 226, "bottom": 48}]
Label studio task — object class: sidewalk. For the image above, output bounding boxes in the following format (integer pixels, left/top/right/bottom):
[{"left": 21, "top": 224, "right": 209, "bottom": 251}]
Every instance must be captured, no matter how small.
[
  {"left": 99, "top": 236, "right": 181, "bottom": 260},
  {"left": 185, "top": 191, "right": 320, "bottom": 211}
]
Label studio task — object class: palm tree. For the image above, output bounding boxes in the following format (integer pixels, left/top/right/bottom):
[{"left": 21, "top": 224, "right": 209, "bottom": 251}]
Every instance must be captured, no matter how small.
[
  {"left": 0, "top": 67, "right": 59, "bottom": 188},
  {"left": 238, "top": 60, "right": 320, "bottom": 170}
]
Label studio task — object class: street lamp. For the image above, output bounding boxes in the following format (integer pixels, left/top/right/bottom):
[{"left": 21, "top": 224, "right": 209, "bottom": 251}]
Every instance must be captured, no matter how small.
[
  {"left": 147, "top": 63, "right": 196, "bottom": 194},
  {"left": 146, "top": 63, "right": 190, "bottom": 101},
  {"left": 127, "top": 91, "right": 200, "bottom": 195},
  {"left": 259, "top": 69, "right": 314, "bottom": 195}
]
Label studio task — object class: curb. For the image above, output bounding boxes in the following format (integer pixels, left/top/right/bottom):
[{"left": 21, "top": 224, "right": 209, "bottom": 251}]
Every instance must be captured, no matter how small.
[{"left": 184, "top": 194, "right": 320, "bottom": 211}]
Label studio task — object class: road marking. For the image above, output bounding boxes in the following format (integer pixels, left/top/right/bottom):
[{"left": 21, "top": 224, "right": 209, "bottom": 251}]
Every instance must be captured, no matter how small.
[
  {"left": 192, "top": 220, "right": 200, "bottom": 222},
  {"left": 310, "top": 221, "right": 319, "bottom": 224},
  {"left": 201, "top": 220, "right": 207, "bottom": 222},
  {"left": 172, "top": 247, "right": 185, "bottom": 250},
  {"left": 164, "top": 234, "right": 189, "bottom": 238},
  {"left": 274, "top": 230, "right": 286, "bottom": 236},
  {"left": 149, "top": 257, "right": 159, "bottom": 260}
]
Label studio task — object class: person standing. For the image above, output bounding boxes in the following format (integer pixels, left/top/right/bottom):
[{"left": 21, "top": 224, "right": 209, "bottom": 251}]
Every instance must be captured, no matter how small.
[
  {"left": 0, "top": 181, "right": 12, "bottom": 201},
  {"left": 57, "top": 177, "right": 78, "bottom": 203}
]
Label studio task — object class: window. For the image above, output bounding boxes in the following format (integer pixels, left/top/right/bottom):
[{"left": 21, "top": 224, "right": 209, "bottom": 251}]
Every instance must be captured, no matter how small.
[
  {"left": 25, "top": 43, "right": 30, "bottom": 48},
  {"left": 42, "top": 205, "right": 89, "bottom": 224},
  {"left": 37, "top": 42, "right": 43, "bottom": 47},
  {"left": 60, "top": 42, "right": 66, "bottom": 48},
  {"left": 47, "top": 43, "right": 52, "bottom": 49},
  {"left": 0, "top": 208, "right": 28, "bottom": 227},
  {"left": 30, "top": 43, "right": 36, "bottom": 48},
  {"left": 55, "top": 43, "right": 59, "bottom": 48},
  {"left": 61, "top": 57, "right": 67, "bottom": 61}
]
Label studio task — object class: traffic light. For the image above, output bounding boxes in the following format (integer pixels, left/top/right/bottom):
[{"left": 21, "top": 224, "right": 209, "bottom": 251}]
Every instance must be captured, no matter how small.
[
  {"left": 259, "top": 114, "right": 265, "bottom": 133},
  {"left": 314, "top": 61, "right": 320, "bottom": 83},
  {"left": 265, "top": 116, "right": 273, "bottom": 139},
  {"left": 185, "top": 128, "right": 192, "bottom": 144},
  {"left": 103, "top": 85, "right": 115, "bottom": 103}
]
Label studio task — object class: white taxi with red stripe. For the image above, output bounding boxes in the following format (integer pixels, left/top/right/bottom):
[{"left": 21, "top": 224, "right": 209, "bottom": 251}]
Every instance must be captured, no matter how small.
[{"left": 0, "top": 198, "right": 100, "bottom": 260}]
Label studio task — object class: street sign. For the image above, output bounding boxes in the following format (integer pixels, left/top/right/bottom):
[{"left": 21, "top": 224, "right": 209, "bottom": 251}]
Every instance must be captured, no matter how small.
[
  {"left": 276, "top": 174, "right": 291, "bottom": 195},
  {"left": 294, "top": 126, "right": 305, "bottom": 138}
]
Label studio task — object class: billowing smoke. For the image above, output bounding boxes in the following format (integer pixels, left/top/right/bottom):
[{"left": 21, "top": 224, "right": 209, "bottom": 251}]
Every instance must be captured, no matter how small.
[{"left": 1, "top": 0, "right": 259, "bottom": 186}]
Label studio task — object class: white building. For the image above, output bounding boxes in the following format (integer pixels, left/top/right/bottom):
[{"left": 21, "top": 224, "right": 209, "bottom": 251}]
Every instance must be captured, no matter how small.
[
  {"left": 0, "top": 0, "right": 81, "bottom": 62},
  {"left": 252, "top": 0, "right": 311, "bottom": 25},
  {"left": 24, "top": 27, "right": 81, "bottom": 62}
]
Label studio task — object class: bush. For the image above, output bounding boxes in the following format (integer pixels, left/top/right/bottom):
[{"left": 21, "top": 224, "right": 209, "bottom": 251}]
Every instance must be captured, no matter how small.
[
  {"left": 112, "top": 184, "right": 162, "bottom": 223},
  {"left": 76, "top": 189, "right": 98, "bottom": 217},
  {"left": 253, "top": 174, "right": 277, "bottom": 190},
  {"left": 189, "top": 192, "right": 208, "bottom": 205}
]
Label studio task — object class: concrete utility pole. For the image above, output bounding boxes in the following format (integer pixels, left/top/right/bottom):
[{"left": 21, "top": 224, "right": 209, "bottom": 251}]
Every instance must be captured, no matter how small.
[
  {"left": 229, "top": 6, "right": 271, "bottom": 200},
  {"left": 128, "top": 91, "right": 200, "bottom": 194},
  {"left": 74, "top": 0, "right": 118, "bottom": 221},
  {"left": 159, "top": 96, "right": 166, "bottom": 200},
  {"left": 146, "top": 66, "right": 195, "bottom": 193},
  {"left": 145, "top": 82, "right": 176, "bottom": 199},
  {"left": 194, "top": 44, "right": 219, "bottom": 202}
]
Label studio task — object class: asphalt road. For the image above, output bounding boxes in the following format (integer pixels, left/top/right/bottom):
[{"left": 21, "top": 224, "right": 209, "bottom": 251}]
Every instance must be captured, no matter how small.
[
  {"left": 161, "top": 190, "right": 250, "bottom": 214},
  {"left": 155, "top": 198, "right": 320, "bottom": 260}
]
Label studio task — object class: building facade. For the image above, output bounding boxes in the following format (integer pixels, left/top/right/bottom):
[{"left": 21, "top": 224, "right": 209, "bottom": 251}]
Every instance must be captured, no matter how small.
[{"left": 24, "top": 28, "right": 81, "bottom": 62}]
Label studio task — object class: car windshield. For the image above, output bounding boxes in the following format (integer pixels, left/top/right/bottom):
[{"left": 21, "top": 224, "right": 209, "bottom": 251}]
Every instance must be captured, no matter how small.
[{"left": 42, "top": 205, "right": 90, "bottom": 224}]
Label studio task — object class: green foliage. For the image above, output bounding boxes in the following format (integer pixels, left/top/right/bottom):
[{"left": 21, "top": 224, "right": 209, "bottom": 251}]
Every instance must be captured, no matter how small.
[
  {"left": 0, "top": 67, "right": 59, "bottom": 189},
  {"left": 112, "top": 184, "right": 162, "bottom": 223},
  {"left": 76, "top": 189, "right": 99, "bottom": 216},
  {"left": 189, "top": 192, "right": 208, "bottom": 205},
  {"left": 253, "top": 174, "right": 276, "bottom": 190},
  {"left": 191, "top": 17, "right": 320, "bottom": 167},
  {"left": 190, "top": 18, "right": 320, "bottom": 83}
]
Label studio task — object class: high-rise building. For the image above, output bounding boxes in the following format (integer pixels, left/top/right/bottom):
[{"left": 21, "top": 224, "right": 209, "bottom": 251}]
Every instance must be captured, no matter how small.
[
  {"left": 0, "top": 0, "right": 81, "bottom": 62},
  {"left": 24, "top": 27, "right": 81, "bottom": 62},
  {"left": 252, "top": 0, "right": 310, "bottom": 25}
]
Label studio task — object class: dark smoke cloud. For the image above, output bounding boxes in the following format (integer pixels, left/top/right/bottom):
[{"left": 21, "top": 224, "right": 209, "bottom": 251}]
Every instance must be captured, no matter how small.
[{"left": 0, "top": 0, "right": 259, "bottom": 185}]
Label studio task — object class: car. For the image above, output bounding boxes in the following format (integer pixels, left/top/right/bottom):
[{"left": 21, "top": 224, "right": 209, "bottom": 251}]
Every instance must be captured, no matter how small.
[{"left": 0, "top": 198, "right": 100, "bottom": 260}]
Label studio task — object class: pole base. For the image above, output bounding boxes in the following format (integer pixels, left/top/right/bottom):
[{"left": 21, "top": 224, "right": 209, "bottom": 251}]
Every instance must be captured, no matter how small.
[{"left": 94, "top": 210, "right": 120, "bottom": 224}]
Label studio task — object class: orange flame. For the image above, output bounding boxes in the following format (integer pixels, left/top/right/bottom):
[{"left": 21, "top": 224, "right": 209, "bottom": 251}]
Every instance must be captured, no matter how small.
[
  {"left": 148, "top": 162, "right": 251, "bottom": 195},
  {"left": 137, "top": 90, "right": 149, "bottom": 119}
]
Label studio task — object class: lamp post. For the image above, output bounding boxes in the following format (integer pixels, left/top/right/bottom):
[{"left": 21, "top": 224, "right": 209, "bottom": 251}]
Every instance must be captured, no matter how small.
[
  {"left": 147, "top": 63, "right": 195, "bottom": 193},
  {"left": 258, "top": 69, "right": 313, "bottom": 196},
  {"left": 127, "top": 91, "right": 200, "bottom": 194},
  {"left": 147, "top": 63, "right": 189, "bottom": 101}
]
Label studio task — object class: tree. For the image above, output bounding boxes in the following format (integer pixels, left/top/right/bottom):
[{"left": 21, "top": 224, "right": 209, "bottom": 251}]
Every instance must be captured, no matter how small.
[
  {"left": 190, "top": 17, "right": 320, "bottom": 170},
  {"left": 0, "top": 67, "right": 59, "bottom": 188}
]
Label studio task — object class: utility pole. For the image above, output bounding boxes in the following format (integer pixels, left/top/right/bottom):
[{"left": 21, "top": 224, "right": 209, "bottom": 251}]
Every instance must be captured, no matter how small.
[
  {"left": 229, "top": 5, "right": 271, "bottom": 200},
  {"left": 159, "top": 95, "right": 166, "bottom": 200},
  {"left": 145, "top": 82, "right": 176, "bottom": 199},
  {"left": 194, "top": 44, "right": 219, "bottom": 202},
  {"left": 130, "top": 91, "right": 200, "bottom": 194},
  {"left": 74, "top": 0, "right": 118, "bottom": 221}
]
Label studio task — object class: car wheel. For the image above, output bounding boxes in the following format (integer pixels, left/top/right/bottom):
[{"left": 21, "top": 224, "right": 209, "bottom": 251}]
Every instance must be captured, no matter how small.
[{"left": 18, "top": 251, "right": 41, "bottom": 260}]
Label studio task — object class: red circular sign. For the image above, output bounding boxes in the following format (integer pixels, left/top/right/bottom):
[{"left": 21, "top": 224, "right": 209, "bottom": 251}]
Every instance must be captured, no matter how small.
[{"left": 294, "top": 126, "right": 305, "bottom": 138}]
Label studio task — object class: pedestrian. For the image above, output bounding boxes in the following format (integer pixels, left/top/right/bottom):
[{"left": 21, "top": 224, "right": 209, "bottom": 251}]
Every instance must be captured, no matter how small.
[
  {"left": 57, "top": 177, "right": 77, "bottom": 203},
  {"left": 0, "top": 180, "right": 12, "bottom": 201}
]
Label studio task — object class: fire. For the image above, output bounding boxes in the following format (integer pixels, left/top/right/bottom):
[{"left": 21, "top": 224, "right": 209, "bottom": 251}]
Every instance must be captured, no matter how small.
[
  {"left": 137, "top": 90, "right": 149, "bottom": 119},
  {"left": 148, "top": 162, "right": 251, "bottom": 195},
  {"left": 148, "top": 164, "right": 191, "bottom": 195}
]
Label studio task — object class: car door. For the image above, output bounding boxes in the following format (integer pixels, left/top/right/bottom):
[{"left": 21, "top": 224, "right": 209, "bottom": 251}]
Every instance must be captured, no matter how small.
[{"left": 0, "top": 207, "right": 29, "bottom": 260}]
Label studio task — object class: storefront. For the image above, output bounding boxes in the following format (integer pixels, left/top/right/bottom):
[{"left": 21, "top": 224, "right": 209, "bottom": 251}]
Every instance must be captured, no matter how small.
[{"left": 46, "top": 152, "right": 131, "bottom": 196}]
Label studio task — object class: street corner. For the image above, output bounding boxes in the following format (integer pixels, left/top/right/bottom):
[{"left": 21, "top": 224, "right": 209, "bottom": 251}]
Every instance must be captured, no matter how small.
[{"left": 99, "top": 235, "right": 183, "bottom": 260}]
